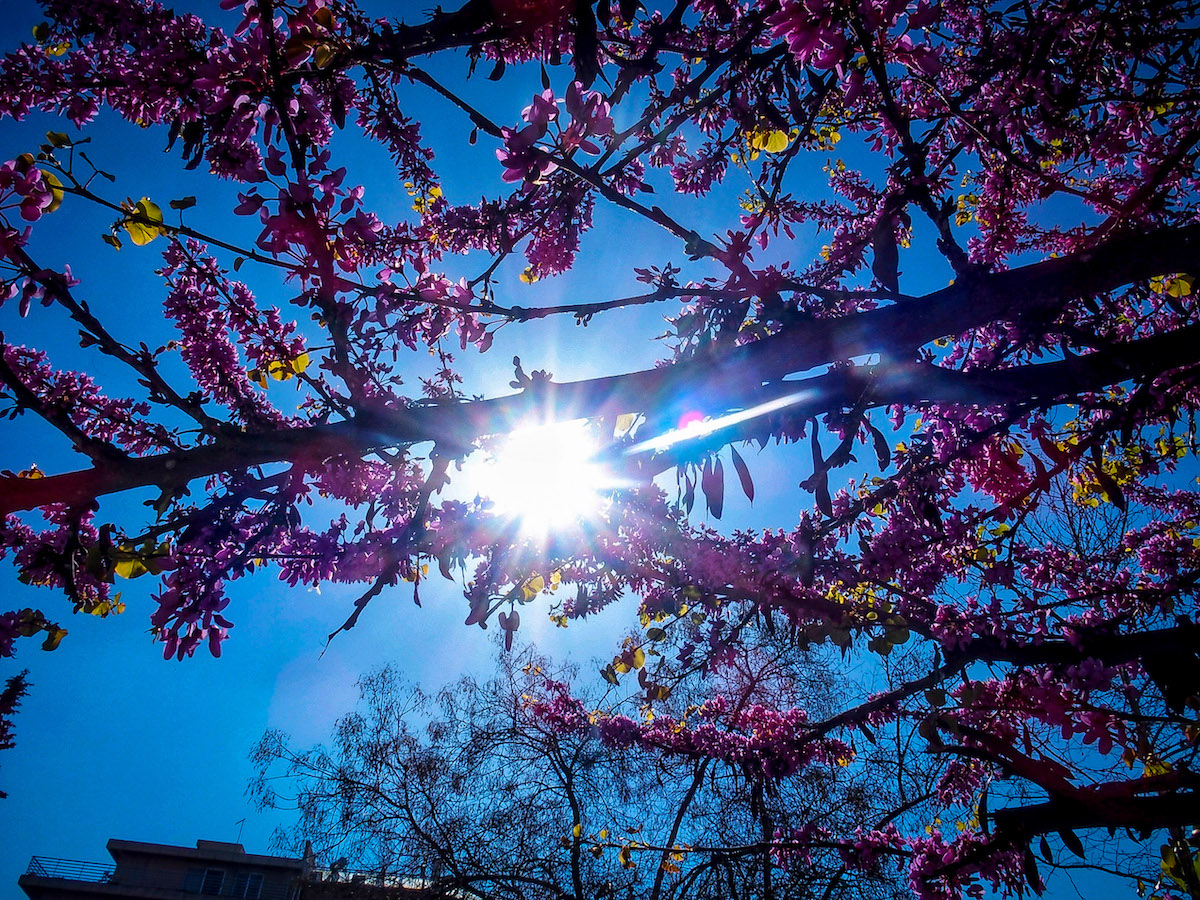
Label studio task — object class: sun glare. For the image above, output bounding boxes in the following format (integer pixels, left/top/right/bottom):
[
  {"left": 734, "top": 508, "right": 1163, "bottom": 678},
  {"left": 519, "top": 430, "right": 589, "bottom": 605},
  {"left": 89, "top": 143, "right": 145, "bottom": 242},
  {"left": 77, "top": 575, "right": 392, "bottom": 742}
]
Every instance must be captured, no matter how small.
[{"left": 473, "top": 420, "right": 611, "bottom": 536}]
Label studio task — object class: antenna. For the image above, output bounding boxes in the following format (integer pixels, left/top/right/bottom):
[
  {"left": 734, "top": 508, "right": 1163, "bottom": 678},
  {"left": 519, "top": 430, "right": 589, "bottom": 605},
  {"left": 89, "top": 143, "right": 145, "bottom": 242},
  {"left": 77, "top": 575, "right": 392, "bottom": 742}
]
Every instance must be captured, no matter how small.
[{"left": 235, "top": 818, "right": 246, "bottom": 845}]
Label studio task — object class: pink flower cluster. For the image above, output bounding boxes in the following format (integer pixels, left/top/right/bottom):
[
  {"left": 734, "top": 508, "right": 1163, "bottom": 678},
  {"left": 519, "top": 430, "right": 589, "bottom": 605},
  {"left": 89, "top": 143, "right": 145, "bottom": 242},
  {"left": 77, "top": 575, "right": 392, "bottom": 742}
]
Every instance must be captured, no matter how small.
[
  {"left": 766, "top": 0, "right": 854, "bottom": 72},
  {"left": 234, "top": 160, "right": 381, "bottom": 270},
  {"left": 152, "top": 552, "right": 235, "bottom": 660},
  {"left": 1, "top": 344, "right": 170, "bottom": 454},
  {"left": 159, "top": 240, "right": 300, "bottom": 426},
  {"left": 497, "top": 82, "right": 613, "bottom": 185},
  {"left": 533, "top": 683, "right": 852, "bottom": 778},
  {"left": 0, "top": 506, "right": 112, "bottom": 614},
  {"left": 907, "top": 831, "right": 1031, "bottom": 900},
  {"left": 838, "top": 822, "right": 906, "bottom": 870},
  {"left": 770, "top": 823, "right": 828, "bottom": 869},
  {"left": 0, "top": 157, "right": 57, "bottom": 222}
]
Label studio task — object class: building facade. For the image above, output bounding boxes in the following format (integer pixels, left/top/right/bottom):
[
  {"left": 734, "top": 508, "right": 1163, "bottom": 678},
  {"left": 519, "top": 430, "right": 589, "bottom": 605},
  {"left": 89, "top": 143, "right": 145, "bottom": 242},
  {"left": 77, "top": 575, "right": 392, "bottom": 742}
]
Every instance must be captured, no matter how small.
[{"left": 19, "top": 839, "right": 310, "bottom": 900}]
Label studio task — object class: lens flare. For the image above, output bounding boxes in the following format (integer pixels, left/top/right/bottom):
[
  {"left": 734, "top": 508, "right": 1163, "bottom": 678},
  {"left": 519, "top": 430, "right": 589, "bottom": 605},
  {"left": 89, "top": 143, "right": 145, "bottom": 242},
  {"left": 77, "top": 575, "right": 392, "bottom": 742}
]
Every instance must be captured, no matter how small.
[{"left": 474, "top": 420, "right": 610, "bottom": 536}]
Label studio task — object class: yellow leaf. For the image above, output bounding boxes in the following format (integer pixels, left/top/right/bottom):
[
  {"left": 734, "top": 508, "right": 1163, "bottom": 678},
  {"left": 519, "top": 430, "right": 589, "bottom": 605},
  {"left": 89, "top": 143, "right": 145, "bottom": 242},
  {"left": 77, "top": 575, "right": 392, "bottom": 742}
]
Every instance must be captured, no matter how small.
[
  {"left": 519, "top": 267, "right": 538, "bottom": 284},
  {"left": 521, "top": 575, "right": 545, "bottom": 600},
  {"left": 572, "top": 823, "right": 582, "bottom": 838},
  {"left": 614, "top": 413, "right": 639, "bottom": 438},
  {"left": 41, "top": 170, "right": 64, "bottom": 213},
  {"left": 1143, "top": 757, "right": 1172, "bottom": 778},
  {"left": 748, "top": 129, "right": 791, "bottom": 154},
  {"left": 1167, "top": 274, "right": 1195, "bottom": 298},
  {"left": 313, "top": 44, "right": 335, "bottom": 68},
  {"left": 41, "top": 626, "right": 67, "bottom": 651},
  {"left": 266, "top": 352, "right": 310, "bottom": 381},
  {"left": 123, "top": 197, "right": 165, "bottom": 245},
  {"left": 114, "top": 556, "right": 150, "bottom": 579}
]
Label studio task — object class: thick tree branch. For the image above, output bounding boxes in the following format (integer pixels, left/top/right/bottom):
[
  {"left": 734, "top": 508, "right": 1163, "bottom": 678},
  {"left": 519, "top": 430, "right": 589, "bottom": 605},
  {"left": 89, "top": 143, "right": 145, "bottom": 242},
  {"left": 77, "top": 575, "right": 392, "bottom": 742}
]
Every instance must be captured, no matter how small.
[
  {"left": 990, "top": 792, "right": 1199, "bottom": 838},
  {"left": 3, "top": 224, "right": 1198, "bottom": 516}
]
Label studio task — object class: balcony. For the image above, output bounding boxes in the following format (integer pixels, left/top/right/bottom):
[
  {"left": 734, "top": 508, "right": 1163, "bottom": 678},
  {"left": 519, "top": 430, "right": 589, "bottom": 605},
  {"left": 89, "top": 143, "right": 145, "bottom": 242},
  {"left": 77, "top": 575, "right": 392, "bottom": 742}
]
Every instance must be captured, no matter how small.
[
  {"left": 20, "top": 856, "right": 296, "bottom": 900},
  {"left": 25, "top": 857, "right": 116, "bottom": 883}
]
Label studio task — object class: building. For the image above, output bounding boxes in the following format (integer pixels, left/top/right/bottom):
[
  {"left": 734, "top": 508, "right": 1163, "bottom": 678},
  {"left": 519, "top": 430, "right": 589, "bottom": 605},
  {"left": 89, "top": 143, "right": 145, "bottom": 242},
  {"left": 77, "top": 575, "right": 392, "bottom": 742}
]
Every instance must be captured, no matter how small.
[
  {"left": 19, "top": 839, "right": 439, "bottom": 900},
  {"left": 19, "top": 838, "right": 310, "bottom": 900}
]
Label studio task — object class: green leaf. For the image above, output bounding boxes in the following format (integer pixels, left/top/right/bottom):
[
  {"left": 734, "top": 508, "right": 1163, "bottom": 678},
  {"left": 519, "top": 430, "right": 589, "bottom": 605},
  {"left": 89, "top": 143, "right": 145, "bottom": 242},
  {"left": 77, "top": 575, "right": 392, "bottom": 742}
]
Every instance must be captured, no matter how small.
[
  {"left": 1023, "top": 845, "right": 1041, "bottom": 892},
  {"left": 730, "top": 445, "right": 754, "bottom": 502},
  {"left": 1039, "top": 835, "right": 1053, "bottom": 863},
  {"left": 1059, "top": 829, "right": 1085, "bottom": 859},
  {"left": 701, "top": 456, "right": 724, "bottom": 518}
]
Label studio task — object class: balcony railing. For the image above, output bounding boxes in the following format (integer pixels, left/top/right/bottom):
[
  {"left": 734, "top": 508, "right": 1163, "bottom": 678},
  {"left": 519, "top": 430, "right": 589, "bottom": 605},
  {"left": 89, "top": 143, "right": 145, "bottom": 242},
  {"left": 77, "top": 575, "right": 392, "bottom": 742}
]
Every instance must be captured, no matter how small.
[
  {"left": 23, "top": 857, "right": 297, "bottom": 900},
  {"left": 24, "top": 857, "right": 116, "bottom": 883},
  {"left": 307, "top": 868, "right": 426, "bottom": 889}
]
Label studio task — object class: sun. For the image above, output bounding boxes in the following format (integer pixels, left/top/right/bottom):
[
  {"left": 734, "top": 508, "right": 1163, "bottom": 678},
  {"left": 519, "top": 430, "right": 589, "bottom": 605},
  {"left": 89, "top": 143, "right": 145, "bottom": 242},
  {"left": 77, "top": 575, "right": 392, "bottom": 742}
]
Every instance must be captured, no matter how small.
[{"left": 470, "top": 420, "right": 612, "bottom": 536}]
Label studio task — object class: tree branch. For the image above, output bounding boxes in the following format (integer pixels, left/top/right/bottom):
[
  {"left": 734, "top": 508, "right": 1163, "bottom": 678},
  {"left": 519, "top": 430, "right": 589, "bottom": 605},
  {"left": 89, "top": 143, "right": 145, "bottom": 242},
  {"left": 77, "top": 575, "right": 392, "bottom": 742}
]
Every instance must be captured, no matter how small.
[{"left": 4, "top": 224, "right": 1198, "bottom": 516}]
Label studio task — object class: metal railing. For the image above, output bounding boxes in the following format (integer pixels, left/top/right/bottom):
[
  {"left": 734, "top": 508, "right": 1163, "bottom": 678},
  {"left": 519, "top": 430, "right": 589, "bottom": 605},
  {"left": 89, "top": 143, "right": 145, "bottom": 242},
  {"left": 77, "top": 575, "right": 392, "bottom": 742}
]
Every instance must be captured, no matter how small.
[
  {"left": 24, "top": 857, "right": 116, "bottom": 883},
  {"left": 308, "top": 868, "right": 428, "bottom": 889},
  {"left": 23, "top": 857, "right": 295, "bottom": 900}
]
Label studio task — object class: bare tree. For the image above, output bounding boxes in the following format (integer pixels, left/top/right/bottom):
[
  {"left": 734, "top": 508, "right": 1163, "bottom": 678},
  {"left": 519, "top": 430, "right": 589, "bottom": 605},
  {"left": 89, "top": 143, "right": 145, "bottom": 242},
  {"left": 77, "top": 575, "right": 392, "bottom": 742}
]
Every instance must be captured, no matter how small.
[{"left": 251, "top": 643, "right": 913, "bottom": 900}]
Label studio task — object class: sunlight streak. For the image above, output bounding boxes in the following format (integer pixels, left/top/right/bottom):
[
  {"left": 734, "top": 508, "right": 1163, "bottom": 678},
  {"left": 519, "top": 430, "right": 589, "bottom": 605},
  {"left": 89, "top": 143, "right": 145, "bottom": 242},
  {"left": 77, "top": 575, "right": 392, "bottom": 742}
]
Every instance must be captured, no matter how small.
[{"left": 626, "top": 390, "right": 818, "bottom": 455}]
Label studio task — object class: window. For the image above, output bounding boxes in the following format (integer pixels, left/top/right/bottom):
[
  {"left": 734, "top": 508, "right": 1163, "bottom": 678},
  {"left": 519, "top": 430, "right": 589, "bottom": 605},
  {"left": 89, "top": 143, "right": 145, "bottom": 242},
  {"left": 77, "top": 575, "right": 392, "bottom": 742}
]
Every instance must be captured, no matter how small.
[
  {"left": 201, "top": 869, "right": 225, "bottom": 896},
  {"left": 183, "top": 868, "right": 205, "bottom": 893},
  {"left": 232, "top": 872, "right": 263, "bottom": 899}
]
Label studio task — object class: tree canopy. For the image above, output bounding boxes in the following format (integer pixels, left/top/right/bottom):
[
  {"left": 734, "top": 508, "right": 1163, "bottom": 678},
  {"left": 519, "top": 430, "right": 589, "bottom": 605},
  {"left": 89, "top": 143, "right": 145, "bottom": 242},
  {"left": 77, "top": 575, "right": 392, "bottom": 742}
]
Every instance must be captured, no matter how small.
[
  {"left": 252, "top": 647, "right": 911, "bottom": 900},
  {"left": 1, "top": 0, "right": 1200, "bottom": 897}
]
